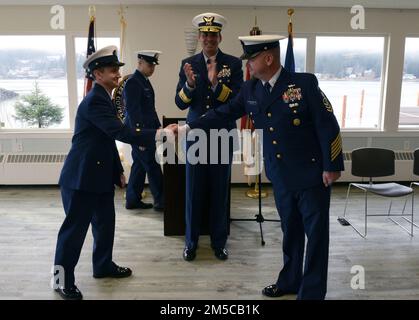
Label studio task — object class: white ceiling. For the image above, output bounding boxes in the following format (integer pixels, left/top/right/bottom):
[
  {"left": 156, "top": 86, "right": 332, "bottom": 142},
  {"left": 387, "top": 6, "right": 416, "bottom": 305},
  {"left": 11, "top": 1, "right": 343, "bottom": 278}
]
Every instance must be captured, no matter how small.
[{"left": 0, "top": 0, "right": 419, "bottom": 9}]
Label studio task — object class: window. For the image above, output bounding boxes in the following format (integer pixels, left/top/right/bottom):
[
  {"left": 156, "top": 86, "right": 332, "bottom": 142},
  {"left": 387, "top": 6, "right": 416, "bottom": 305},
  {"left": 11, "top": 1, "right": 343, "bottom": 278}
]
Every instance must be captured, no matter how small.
[
  {"left": 74, "top": 37, "right": 120, "bottom": 103},
  {"left": 280, "top": 37, "right": 307, "bottom": 72},
  {"left": 0, "top": 35, "right": 69, "bottom": 129},
  {"left": 315, "top": 36, "right": 385, "bottom": 129},
  {"left": 399, "top": 37, "right": 419, "bottom": 128}
]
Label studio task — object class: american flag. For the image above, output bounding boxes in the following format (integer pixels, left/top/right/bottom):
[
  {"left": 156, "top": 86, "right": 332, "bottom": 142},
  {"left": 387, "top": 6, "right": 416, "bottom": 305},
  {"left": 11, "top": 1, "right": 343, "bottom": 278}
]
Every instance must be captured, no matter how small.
[{"left": 83, "top": 16, "right": 96, "bottom": 97}]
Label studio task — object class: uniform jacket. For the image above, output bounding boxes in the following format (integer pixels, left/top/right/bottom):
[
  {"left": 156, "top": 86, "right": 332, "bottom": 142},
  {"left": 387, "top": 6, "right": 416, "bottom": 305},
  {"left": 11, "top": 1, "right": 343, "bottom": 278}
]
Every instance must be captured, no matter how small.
[
  {"left": 175, "top": 49, "right": 243, "bottom": 130},
  {"left": 123, "top": 69, "right": 161, "bottom": 130},
  {"left": 189, "top": 68, "right": 344, "bottom": 191},
  {"left": 59, "top": 83, "right": 156, "bottom": 193}
]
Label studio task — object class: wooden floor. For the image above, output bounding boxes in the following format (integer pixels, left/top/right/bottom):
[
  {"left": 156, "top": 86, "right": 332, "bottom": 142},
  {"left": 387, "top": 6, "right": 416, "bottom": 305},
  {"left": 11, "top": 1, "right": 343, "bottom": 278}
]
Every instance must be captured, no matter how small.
[{"left": 1, "top": 184, "right": 419, "bottom": 300}]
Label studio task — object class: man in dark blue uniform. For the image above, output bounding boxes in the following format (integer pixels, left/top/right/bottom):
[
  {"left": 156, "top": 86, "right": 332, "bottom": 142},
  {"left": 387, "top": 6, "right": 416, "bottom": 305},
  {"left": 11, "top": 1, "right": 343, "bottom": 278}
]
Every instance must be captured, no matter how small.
[
  {"left": 124, "top": 50, "right": 164, "bottom": 211},
  {"left": 181, "top": 35, "right": 344, "bottom": 299},
  {"left": 175, "top": 12, "right": 243, "bottom": 261},
  {"left": 53, "top": 46, "right": 177, "bottom": 300}
]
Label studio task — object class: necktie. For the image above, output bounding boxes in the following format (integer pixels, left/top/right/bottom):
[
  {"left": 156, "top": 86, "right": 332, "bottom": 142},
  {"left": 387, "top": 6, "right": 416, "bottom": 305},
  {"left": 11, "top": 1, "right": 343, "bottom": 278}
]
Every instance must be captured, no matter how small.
[{"left": 264, "top": 82, "right": 271, "bottom": 95}]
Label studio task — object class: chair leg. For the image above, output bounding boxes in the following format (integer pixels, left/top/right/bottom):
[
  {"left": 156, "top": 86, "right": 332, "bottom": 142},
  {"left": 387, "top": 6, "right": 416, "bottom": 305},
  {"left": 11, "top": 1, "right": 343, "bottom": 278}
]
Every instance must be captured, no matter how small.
[
  {"left": 339, "top": 184, "right": 367, "bottom": 238},
  {"left": 412, "top": 191, "right": 414, "bottom": 236},
  {"left": 401, "top": 187, "right": 419, "bottom": 230},
  {"left": 388, "top": 192, "right": 415, "bottom": 236},
  {"left": 342, "top": 183, "right": 353, "bottom": 218},
  {"left": 401, "top": 182, "right": 413, "bottom": 217},
  {"left": 403, "top": 191, "right": 415, "bottom": 236},
  {"left": 387, "top": 200, "right": 393, "bottom": 216},
  {"left": 364, "top": 190, "right": 368, "bottom": 237},
  {"left": 351, "top": 189, "right": 368, "bottom": 238}
]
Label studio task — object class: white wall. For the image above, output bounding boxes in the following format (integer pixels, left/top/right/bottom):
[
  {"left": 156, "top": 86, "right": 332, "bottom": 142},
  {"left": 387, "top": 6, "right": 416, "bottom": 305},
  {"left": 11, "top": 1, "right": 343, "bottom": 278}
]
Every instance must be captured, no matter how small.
[{"left": 1, "top": 5, "right": 419, "bottom": 183}]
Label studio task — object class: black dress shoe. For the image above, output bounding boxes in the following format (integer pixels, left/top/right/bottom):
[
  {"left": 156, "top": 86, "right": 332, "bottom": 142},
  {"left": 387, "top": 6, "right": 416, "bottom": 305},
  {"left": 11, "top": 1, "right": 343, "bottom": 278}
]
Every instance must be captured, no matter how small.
[
  {"left": 262, "top": 284, "right": 291, "bottom": 298},
  {"left": 125, "top": 201, "right": 153, "bottom": 210},
  {"left": 54, "top": 285, "right": 83, "bottom": 300},
  {"left": 93, "top": 264, "right": 132, "bottom": 279},
  {"left": 213, "top": 247, "right": 228, "bottom": 260},
  {"left": 183, "top": 247, "right": 196, "bottom": 261}
]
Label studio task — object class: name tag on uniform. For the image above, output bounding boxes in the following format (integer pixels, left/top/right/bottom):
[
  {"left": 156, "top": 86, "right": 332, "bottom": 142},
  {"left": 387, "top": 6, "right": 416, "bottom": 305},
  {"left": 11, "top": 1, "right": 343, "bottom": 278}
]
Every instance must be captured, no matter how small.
[{"left": 247, "top": 100, "right": 258, "bottom": 105}]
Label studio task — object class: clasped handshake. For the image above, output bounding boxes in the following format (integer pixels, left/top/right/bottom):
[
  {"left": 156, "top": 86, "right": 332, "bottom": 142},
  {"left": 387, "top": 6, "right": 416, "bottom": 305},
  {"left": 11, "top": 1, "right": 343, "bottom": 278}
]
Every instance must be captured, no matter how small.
[{"left": 156, "top": 123, "right": 186, "bottom": 143}]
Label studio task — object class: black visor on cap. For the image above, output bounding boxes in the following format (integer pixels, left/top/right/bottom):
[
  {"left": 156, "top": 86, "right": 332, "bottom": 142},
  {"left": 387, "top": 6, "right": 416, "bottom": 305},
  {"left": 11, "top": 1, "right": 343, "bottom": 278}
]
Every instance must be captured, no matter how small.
[
  {"left": 240, "top": 40, "right": 279, "bottom": 60},
  {"left": 138, "top": 54, "right": 159, "bottom": 65},
  {"left": 88, "top": 54, "right": 124, "bottom": 72}
]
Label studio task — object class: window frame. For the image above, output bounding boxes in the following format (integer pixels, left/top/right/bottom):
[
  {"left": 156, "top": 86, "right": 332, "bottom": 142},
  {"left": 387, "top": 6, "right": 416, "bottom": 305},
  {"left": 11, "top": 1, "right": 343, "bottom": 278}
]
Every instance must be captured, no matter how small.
[
  {"left": 398, "top": 35, "right": 419, "bottom": 131},
  {"left": 313, "top": 33, "right": 388, "bottom": 132}
]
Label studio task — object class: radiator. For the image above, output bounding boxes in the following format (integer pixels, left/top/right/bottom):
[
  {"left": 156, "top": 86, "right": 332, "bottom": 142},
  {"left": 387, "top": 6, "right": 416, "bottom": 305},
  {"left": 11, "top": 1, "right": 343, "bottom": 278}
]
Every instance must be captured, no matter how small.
[
  {"left": 0, "top": 153, "right": 66, "bottom": 185},
  {"left": 0, "top": 151, "right": 416, "bottom": 185}
]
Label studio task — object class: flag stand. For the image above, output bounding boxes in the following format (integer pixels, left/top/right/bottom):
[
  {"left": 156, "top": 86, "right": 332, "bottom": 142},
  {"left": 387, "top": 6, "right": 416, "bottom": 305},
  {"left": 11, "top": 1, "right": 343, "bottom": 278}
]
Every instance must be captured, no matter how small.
[
  {"left": 231, "top": 130, "right": 280, "bottom": 246},
  {"left": 246, "top": 175, "right": 267, "bottom": 199},
  {"left": 230, "top": 173, "right": 280, "bottom": 246}
]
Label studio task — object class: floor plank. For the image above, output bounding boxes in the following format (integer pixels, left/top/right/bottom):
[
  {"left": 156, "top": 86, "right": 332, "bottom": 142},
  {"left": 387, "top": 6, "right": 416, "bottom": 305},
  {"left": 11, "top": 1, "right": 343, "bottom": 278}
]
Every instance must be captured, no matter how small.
[{"left": 1, "top": 184, "right": 419, "bottom": 300}]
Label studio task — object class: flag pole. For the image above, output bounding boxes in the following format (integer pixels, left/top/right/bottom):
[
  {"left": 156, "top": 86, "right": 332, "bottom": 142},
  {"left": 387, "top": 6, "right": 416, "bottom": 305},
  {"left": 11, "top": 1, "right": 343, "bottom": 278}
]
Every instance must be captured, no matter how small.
[
  {"left": 89, "top": 6, "right": 97, "bottom": 50},
  {"left": 243, "top": 16, "right": 268, "bottom": 199},
  {"left": 288, "top": 8, "right": 294, "bottom": 37},
  {"left": 284, "top": 8, "right": 296, "bottom": 73},
  {"left": 83, "top": 6, "right": 96, "bottom": 97},
  {"left": 118, "top": 4, "right": 127, "bottom": 78}
]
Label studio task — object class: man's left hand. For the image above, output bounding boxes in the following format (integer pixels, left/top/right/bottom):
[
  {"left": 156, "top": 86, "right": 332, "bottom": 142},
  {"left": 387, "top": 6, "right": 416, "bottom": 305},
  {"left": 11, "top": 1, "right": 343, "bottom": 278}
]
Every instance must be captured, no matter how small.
[{"left": 322, "top": 171, "right": 341, "bottom": 187}]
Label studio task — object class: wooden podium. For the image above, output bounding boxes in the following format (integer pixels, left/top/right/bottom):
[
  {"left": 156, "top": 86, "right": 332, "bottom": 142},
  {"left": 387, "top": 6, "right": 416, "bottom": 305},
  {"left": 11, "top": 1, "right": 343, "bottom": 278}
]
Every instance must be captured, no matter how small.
[{"left": 162, "top": 117, "right": 230, "bottom": 236}]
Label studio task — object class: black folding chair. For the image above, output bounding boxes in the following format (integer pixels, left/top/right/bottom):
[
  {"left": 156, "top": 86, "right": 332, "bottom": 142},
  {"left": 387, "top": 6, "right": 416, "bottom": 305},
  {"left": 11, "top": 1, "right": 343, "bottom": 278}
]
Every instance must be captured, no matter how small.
[{"left": 338, "top": 148, "right": 414, "bottom": 238}]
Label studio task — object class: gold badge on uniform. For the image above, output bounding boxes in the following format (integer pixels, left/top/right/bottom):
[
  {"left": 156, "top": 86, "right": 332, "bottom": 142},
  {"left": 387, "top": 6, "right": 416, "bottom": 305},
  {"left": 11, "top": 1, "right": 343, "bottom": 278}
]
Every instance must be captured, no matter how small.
[
  {"left": 282, "top": 86, "right": 302, "bottom": 104},
  {"left": 217, "top": 65, "right": 231, "bottom": 78},
  {"left": 321, "top": 90, "right": 334, "bottom": 113},
  {"left": 293, "top": 118, "right": 301, "bottom": 126}
]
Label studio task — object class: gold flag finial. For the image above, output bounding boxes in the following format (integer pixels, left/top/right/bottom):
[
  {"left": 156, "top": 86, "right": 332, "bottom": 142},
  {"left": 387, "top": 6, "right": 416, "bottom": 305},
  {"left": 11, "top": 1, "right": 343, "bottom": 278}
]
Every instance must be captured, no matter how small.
[
  {"left": 118, "top": 4, "right": 127, "bottom": 24},
  {"left": 288, "top": 8, "right": 295, "bottom": 18},
  {"left": 250, "top": 15, "right": 261, "bottom": 36},
  {"left": 287, "top": 8, "right": 294, "bottom": 34},
  {"left": 89, "top": 5, "right": 96, "bottom": 19}
]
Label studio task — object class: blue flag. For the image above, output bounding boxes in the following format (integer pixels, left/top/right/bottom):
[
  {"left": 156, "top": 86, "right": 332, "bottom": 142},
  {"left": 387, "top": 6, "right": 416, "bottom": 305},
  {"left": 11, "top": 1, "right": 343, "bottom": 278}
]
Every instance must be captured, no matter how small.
[{"left": 284, "top": 33, "right": 295, "bottom": 73}]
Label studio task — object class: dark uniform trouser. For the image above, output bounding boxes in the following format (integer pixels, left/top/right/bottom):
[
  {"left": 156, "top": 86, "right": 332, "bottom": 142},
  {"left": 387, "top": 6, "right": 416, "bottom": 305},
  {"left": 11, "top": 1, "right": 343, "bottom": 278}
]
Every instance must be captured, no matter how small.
[
  {"left": 272, "top": 183, "right": 331, "bottom": 300},
  {"left": 185, "top": 147, "right": 232, "bottom": 249},
  {"left": 54, "top": 187, "right": 115, "bottom": 288},
  {"left": 126, "top": 146, "right": 164, "bottom": 206}
]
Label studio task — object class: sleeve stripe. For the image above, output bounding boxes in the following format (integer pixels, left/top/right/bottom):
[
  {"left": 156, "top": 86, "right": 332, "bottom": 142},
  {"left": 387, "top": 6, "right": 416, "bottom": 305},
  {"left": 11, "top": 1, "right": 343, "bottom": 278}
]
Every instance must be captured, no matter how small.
[
  {"left": 217, "top": 84, "right": 232, "bottom": 102},
  {"left": 331, "top": 134, "right": 342, "bottom": 161},
  {"left": 331, "top": 139, "right": 341, "bottom": 153},
  {"left": 331, "top": 146, "right": 342, "bottom": 161},
  {"left": 178, "top": 88, "right": 192, "bottom": 104}
]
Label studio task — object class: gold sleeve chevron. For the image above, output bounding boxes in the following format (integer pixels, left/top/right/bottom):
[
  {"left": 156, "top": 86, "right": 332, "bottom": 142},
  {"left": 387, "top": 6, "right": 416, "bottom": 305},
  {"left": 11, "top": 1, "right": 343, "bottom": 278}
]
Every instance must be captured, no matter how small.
[
  {"left": 331, "top": 133, "right": 342, "bottom": 162},
  {"left": 178, "top": 88, "right": 192, "bottom": 104},
  {"left": 216, "top": 84, "right": 232, "bottom": 102}
]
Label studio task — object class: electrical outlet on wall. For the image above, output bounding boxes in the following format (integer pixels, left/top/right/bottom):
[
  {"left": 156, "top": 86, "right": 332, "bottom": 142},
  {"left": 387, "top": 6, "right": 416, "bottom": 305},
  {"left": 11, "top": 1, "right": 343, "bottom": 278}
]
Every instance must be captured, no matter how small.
[
  {"left": 17, "top": 141, "right": 23, "bottom": 152},
  {"left": 13, "top": 139, "right": 23, "bottom": 153}
]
